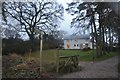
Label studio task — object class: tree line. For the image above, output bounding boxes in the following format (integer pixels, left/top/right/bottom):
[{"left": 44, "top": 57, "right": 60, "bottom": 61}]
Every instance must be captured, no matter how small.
[
  {"left": 66, "top": 2, "right": 119, "bottom": 57},
  {"left": 1, "top": 1, "right": 119, "bottom": 57},
  {"left": 2, "top": 1, "right": 64, "bottom": 51},
  {"left": 2, "top": 32, "right": 63, "bottom": 55}
]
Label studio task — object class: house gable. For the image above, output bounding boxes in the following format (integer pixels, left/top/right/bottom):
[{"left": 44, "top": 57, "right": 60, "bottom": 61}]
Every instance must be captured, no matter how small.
[{"left": 63, "top": 34, "right": 92, "bottom": 49}]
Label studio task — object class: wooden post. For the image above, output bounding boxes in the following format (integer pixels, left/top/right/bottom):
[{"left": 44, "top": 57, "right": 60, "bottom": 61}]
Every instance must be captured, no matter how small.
[
  {"left": 54, "top": 50, "right": 57, "bottom": 67},
  {"left": 40, "top": 32, "right": 43, "bottom": 74},
  {"left": 56, "top": 49, "right": 59, "bottom": 73},
  {"left": 56, "top": 57, "right": 59, "bottom": 73}
]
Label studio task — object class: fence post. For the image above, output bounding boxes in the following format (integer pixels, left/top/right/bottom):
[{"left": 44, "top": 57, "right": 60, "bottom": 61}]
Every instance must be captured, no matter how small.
[{"left": 56, "top": 49, "right": 60, "bottom": 73}]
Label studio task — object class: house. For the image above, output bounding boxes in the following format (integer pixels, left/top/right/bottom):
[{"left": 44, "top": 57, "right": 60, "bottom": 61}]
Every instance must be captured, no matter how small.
[{"left": 63, "top": 34, "right": 92, "bottom": 49}]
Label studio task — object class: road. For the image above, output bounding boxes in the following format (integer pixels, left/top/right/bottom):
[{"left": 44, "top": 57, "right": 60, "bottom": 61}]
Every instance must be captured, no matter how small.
[{"left": 60, "top": 56, "right": 119, "bottom": 78}]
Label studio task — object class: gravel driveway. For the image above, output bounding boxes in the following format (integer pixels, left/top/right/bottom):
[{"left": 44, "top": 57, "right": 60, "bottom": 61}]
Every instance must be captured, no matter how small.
[{"left": 60, "top": 56, "right": 119, "bottom": 78}]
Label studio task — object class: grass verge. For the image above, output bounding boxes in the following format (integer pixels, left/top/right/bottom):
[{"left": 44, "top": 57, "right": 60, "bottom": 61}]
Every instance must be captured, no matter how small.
[{"left": 26, "top": 49, "right": 119, "bottom": 62}]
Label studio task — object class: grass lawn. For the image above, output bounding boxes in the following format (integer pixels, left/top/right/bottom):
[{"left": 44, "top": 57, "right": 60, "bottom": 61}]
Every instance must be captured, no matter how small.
[{"left": 25, "top": 49, "right": 119, "bottom": 63}]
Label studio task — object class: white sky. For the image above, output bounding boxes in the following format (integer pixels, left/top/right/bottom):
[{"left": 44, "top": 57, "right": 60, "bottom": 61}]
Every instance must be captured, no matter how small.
[{"left": 57, "top": 0, "right": 76, "bottom": 35}]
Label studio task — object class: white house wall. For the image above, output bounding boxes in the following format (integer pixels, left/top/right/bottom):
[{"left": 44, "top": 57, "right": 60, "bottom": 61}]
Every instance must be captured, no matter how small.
[
  {"left": 64, "top": 39, "right": 92, "bottom": 49},
  {"left": 64, "top": 40, "right": 67, "bottom": 49},
  {"left": 72, "top": 39, "right": 80, "bottom": 49},
  {"left": 64, "top": 40, "right": 72, "bottom": 49},
  {"left": 79, "top": 39, "right": 93, "bottom": 49}
]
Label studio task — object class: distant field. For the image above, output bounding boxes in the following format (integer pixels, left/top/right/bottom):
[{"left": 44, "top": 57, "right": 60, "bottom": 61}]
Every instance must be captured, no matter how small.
[{"left": 24, "top": 49, "right": 119, "bottom": 63}]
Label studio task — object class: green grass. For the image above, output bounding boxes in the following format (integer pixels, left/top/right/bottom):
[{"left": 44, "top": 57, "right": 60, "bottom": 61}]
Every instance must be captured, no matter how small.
[
  {"left": 25, "top": 49, "right": 119, "bottom": 63},
  {"left": 94, "top": 52, "right": 119, "bottom": 61}
]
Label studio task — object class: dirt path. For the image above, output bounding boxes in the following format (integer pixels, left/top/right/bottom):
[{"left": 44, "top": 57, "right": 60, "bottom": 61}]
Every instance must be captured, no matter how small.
[{"left": 60, "top": 56, "right": 119, "bottom": 78}]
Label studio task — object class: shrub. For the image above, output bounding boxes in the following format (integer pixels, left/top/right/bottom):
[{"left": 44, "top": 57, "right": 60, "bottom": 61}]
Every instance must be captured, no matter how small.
[
  {"left": 2, "top": 55, "right": 41, "bottom": 78},
  {"left": 82, "top": 47, "right": 91, "bottom": 51},
  {"left": 2, "top": 38, "right": 39, "bottom": 55}
]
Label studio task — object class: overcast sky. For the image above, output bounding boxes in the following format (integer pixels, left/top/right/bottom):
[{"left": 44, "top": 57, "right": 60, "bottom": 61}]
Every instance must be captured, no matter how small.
[
  {"left": 56, "top": 0, "right": 119, "bottom": 35},
  {"left": 57, "top": 0, "right": 76, "bottom": 35},
  {"left": 20, "top": 0, "right": 75, "bottom": 40},
  {"left": 3, "top": 0, "right": 119, "bottom": 40}
]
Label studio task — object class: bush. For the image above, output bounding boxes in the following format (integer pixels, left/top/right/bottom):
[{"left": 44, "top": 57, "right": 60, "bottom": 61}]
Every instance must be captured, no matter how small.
[
  {"left": 2, "top": 54, "right": 41, "bottom": 78},
  {"left": 82, "top": 47, "right": 91, "bottom": 51},
  {"left": 2, "top": 38, "right": 39, "bottom": 55}
]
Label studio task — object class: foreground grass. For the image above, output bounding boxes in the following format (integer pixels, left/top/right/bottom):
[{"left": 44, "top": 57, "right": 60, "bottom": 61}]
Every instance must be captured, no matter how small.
[
  {"left": 3, "top": 50, "right": 119, "bottom": 78},
  {"left": 95, "top": 51, "right": 119, "bottom": 61}
]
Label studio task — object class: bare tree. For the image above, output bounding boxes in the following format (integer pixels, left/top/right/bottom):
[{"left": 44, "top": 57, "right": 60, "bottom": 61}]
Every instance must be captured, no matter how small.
[{"left": 2, "top": 1, "right": 64, "bottom": 50}]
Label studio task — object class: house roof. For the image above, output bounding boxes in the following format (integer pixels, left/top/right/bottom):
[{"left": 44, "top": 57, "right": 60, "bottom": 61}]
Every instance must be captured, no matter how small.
[{"left": 63, "top": 34, "right": 90, "bottom": 40}]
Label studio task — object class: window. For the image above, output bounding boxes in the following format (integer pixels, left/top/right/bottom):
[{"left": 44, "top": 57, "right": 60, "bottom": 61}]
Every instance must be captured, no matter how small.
[
  {"left": 74, "top": 44, "right": 76, "bottom": 47},
  {"left": 77, "top": 44, "right": 78, "bottom": 47},
  {"left": 74, "top": 44, "right": 78, "bottom": 47},
  {"left": 85, "top": 43, "right": 88, "bottom": 48},
  {"left": 75, "top": 39, "right": 78, "bottom": 42}
]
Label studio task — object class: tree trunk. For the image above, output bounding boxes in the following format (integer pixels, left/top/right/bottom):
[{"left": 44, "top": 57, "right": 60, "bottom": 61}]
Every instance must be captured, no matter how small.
[
  {"left": 105, "top": 28, "right": 109, "bottom": 53},
  {"left": 102, "top": 26, "right": 106, "bottom": 55},
  {"left": 118, "top": 34, "right": 120, "bottom": 51},
  {"left": 108, "top": 27, "right": 111, "bottom": 51},
  {"left": 29, "top": 34, "right": 35, "bottom": 51},
  {"left": 118, "top": 13, "right": 120, "bottom": 51},
  {"left": 92, "top": 15, "right": 99, "bottom": 57},
  {"left": 110, "top": 34, "right": 113, "bottom": 51},
  {"left": 91, "top": 24, "right": 95, "bottom": 61},
  {"left": 91, "top": 24, "right": 94, "bottom": 50},
  {"left": 98, "top": 13, "right": 105, "bottom": 56}
]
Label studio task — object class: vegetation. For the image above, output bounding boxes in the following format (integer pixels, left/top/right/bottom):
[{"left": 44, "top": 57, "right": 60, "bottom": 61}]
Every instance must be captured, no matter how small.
[
  {"left": 26, "top": 49, "right": 119, "bottom": 62},
  {"left": 66, "top": 2, "right": 120, "bottom": 57},
  {"left": 2, "top": 54, "right": 42, "bottom": 78},
  {"left": 23, "top": 49, "right": 119, "bottom": 74},
  {"left": 2, "top": 49, "right": 119, "bottom": 78},
  {"left": 2, "top": 38, "right": 39, "bottom": 55},
  {"left": 1, "top": 1, "right": 120, "bottom": 78},
  {"left": 2, "top": 1, "right": 119, "bottom": 57},
  {"left": 2, "top": 31, "right": 64, "bottom": 55},
  {"left": 2, "top": 1, "right": 64, "bottom": 50}
]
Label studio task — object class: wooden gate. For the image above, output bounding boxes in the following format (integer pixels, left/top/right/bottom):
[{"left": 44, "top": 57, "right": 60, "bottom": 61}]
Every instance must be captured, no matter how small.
[{"left": 56, "top": 55, "right": 79, "bottom": 73}]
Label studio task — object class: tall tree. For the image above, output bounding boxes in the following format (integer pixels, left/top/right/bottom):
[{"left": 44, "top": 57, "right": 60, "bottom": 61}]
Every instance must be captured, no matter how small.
[
  {"left": 108, "top": 2, "right": 120, "bottom": 49},
  {"left": 66, "top": 2, "right": 119, "bottom": 57},
  {"left": 66, "top": 2, "right": 100, "bottom": 57},
  {"left": 2, "top": 1, "right": 64, "bottom": 50}
]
